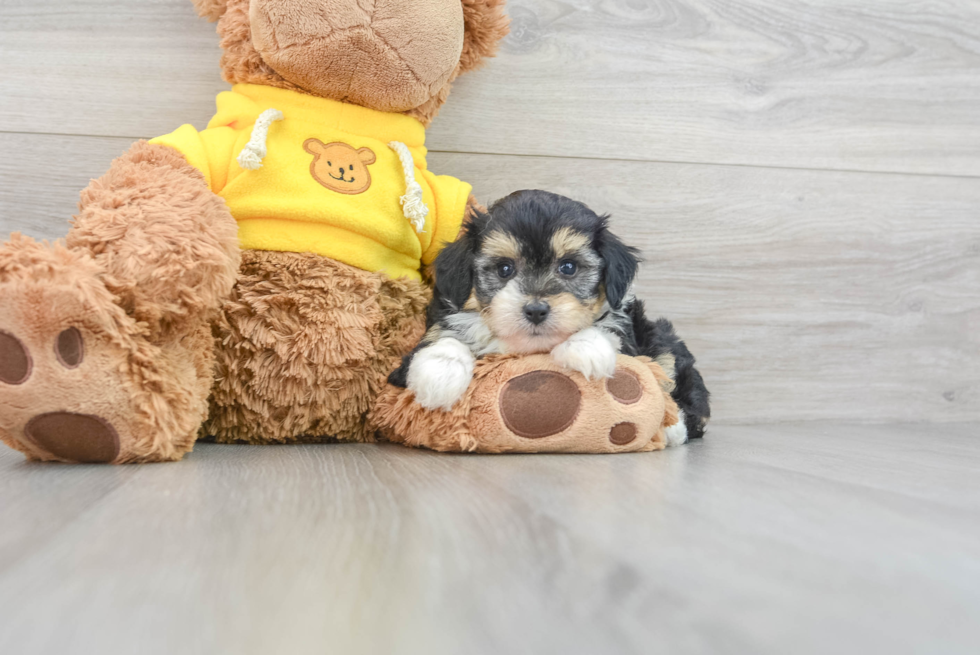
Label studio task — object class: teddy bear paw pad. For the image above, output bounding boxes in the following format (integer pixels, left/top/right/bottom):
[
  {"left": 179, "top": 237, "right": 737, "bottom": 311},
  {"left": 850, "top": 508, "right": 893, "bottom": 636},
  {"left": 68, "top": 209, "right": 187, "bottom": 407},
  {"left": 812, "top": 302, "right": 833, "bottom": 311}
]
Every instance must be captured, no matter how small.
[
  {"left": 23, "top": 412, "right": 120, "bottom": 464},
  {"left": 0, "top": 313, "right": 130, "bottom": 464},
  {"left": 0, "top": 247, "right": 162, "bottom": 463},
  {"left": 606, "top": 369, "right": 642, "bottom": 405},
  {"left": 0, "top": 330, "right": 32, "bottom": 385},
  {"left": 55, "top": 327, "right": 84, "bottom": 368},
  {"left": 499, "top": 370, "right": 581, "bottom": 438},
  {"left": 609, "top": 421, "right": 638, "bottom": 445}
]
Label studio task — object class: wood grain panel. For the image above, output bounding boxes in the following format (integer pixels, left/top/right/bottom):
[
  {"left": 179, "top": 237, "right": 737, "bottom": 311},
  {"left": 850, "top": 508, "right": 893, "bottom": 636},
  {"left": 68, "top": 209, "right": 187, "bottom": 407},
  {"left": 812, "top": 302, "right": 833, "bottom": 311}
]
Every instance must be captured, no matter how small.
[
  {"left": 0, "top": 133, "right": 129, "bottom": 241},
  {"left": 434, "top": 0, "right": 980, "bottom": 176},
  {"left": 2, "top": 132, "right": 977, "bottom": 423},
  {"left": 1, "top": 426, "right": 979, "bottom": 654},
  {"left": 0, "top": 0, "right": 225, "bottom": 137},
  {"left": 2, "top": 0, "right": 979, "bottom": 175}
]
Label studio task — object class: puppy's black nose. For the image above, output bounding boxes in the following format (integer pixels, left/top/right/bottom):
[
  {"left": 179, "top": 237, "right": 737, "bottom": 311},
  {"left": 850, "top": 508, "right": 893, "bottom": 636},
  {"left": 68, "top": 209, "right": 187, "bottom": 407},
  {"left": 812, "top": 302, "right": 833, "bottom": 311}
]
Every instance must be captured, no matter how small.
[{"left": 523, "top": 301, "right": 550, "bottom": 325}]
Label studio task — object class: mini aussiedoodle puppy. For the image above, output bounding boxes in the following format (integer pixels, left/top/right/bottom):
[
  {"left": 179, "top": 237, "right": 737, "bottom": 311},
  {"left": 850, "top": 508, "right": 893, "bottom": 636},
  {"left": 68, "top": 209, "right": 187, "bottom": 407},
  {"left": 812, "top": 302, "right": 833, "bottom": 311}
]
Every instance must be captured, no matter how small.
[{"left": 389, "top": 190, "right": 710, "bottom": 446}]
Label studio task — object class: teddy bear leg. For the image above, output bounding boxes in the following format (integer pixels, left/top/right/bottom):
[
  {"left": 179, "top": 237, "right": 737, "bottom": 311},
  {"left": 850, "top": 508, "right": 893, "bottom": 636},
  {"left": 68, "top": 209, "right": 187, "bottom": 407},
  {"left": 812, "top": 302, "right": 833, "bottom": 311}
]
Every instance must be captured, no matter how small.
[
  {"left": 0, "top": 142, "right": 239, "bottom": 463},
  {"left": 204, "top": 251, "right": 429, "bottom": 444}
]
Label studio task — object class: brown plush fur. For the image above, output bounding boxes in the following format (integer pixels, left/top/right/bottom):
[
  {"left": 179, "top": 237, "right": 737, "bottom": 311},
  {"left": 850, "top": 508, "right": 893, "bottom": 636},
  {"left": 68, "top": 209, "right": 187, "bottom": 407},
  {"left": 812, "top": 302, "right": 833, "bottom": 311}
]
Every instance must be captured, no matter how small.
[
  {"left": 204, "top": 251, "right": 429, "bottom": 444},
  {"left": 214, "top": 0, "right": 508, "bottom": 126},
  {"left": 406, "top": 0, "right": 510, "bottom": 125},
  {"left": 216, "top": 0, "right": 304, "bottom": 95},
  {"left": 0, "top": 1, "right": 509, "bottom": 463},
  {"left": 0, "top": 141, "right": 239, "bottom": 463},
  {"left": 372, "top": 355, "right": 679, "bottom": 454},
  {"left": 0, "top": 236, "right": 216, "bottom": 463},
  {"left": 458, "top": 0, "right": 511, "bottom": 74},
  {"left": 0, "top": 143, "right": 431, "bottom": 462},
  {"left": 67, "top": 141, "right": 240, "bottom": 342},
  {"left": 192, "top": 0, "right": 228, "bottom": 21},
  {"left": 248, "top": 0, "right": 465, "bottom": 113}
]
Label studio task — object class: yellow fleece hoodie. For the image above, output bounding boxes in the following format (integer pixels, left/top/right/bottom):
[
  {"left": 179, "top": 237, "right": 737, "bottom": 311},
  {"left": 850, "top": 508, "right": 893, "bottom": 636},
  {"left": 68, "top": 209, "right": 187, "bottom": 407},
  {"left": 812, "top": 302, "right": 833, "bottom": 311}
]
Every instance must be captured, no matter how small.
[{"left": 150, "top": 84, "right": 471, "bottom": 281}]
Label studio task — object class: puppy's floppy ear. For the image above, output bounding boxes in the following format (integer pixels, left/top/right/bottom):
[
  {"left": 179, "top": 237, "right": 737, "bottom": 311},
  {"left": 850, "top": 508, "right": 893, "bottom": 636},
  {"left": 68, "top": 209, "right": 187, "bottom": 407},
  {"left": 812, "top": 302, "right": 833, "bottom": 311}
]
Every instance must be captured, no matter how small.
[
  {"left": 433, "top": 226, "right": 478, "bottom": 311},
  {"left": 599, "top": 226, "right": 640, "bottom": 310},
  {"left": 190, "top": 0, "right": 228, "bottom": 21},
  {"left": 458, "top": 0, "right": 511, "bottom": 74}
]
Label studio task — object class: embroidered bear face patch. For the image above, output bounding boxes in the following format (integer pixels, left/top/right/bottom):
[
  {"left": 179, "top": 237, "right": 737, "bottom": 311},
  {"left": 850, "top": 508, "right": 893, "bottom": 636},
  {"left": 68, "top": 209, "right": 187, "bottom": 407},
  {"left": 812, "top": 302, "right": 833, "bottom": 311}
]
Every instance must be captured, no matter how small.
[{"left": 303, "top": 139, "right": 376, "bottom": 195}]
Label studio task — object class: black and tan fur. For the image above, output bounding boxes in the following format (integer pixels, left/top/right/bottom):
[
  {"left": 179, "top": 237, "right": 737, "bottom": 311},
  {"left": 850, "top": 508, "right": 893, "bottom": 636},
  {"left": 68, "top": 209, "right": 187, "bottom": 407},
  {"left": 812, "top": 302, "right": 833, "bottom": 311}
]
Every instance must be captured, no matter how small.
[{"left": 389, "top": 190, "right": 710, "bottom": 440}]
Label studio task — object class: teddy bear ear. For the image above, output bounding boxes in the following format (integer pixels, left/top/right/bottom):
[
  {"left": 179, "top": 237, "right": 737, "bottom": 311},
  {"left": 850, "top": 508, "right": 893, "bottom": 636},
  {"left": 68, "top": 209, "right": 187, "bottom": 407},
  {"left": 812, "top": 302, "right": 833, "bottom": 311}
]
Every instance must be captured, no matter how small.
[
  {"left": 458, "top": 0, "right": 511, "bottom": 74},
  {"left": 190, "top": 0, "right": 228, "bottom": 22},
  {"left": 303, "top": 139, "right": 325, "bottom": 155},
  {"left": 356, "top": 148, "right": 377, "bottom": 165}
]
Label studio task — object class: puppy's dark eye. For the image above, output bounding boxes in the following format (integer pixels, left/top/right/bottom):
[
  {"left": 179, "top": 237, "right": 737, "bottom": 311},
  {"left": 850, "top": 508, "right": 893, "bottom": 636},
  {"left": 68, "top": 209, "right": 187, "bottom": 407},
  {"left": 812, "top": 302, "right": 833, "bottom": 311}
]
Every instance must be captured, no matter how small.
[
  {"left": 558, "top": 260, "right": 578, "bottom": 276},
  {"left": 496, "top": 260, "right": 515, "bottom": 279}
]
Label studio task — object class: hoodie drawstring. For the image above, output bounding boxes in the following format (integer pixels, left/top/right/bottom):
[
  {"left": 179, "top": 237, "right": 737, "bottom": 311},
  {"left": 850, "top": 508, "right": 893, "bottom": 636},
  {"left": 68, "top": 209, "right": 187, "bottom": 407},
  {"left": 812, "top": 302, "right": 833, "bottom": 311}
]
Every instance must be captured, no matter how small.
[
  {"left": 387, "top": 141, "right": 428, "bottom": 233},
  {"left": 237, "top": 108, "right": 284, "bottom": 170}
]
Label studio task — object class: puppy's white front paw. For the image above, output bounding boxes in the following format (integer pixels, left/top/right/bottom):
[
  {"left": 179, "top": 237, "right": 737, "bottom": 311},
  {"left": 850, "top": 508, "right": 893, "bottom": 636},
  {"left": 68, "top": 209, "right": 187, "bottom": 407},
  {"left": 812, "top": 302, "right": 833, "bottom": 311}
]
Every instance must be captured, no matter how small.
[
  {"left": 407, "top": 338, "right": 476, "bottom": 411},
  {"left": 664, "top": 409, "right": 689, "bottom": 447},
  {"left": 550, "top": 327, "right": 618, "bottom": 380}
]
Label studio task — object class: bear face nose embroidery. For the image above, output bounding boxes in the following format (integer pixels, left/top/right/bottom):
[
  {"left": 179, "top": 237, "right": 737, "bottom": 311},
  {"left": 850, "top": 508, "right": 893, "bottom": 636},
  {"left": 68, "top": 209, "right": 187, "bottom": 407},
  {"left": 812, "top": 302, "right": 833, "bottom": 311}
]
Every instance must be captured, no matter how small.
[{"left": 523, "top": 301, "right": 550, "bottom": 325}]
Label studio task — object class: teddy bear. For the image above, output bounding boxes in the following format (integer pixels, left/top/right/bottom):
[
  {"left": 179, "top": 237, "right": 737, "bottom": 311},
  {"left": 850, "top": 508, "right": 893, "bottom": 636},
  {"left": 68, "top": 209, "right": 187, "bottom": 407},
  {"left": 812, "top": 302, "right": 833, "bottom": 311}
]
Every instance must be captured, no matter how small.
[{"left": 0, "top": 0, "right": 509, "bottom": 464}]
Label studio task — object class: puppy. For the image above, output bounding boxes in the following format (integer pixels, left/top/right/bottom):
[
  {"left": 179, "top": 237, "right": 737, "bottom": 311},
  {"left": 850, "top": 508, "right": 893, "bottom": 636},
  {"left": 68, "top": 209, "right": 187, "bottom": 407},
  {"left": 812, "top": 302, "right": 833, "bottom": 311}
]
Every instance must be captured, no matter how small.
[{"left": 388, "top": 190, "right": 710, "bottom": 445}]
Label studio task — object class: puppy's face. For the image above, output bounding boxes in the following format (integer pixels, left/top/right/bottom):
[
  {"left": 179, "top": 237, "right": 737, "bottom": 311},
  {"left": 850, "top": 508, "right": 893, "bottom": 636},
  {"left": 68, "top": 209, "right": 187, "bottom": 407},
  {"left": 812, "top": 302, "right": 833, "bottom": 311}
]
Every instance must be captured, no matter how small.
[
  {"left": 473, "top": 226, "right": 603, "bottom": 352},
  {"left": 434, "top": 191, "right": 640, "bottom": 354}
]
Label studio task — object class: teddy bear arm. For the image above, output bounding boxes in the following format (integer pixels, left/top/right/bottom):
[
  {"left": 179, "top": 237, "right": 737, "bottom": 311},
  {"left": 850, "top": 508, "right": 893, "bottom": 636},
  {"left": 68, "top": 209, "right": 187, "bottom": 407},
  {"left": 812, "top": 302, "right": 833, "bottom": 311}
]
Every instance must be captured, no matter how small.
[{"left": 65, "top": 140, "right": 240, "bottom": 340}]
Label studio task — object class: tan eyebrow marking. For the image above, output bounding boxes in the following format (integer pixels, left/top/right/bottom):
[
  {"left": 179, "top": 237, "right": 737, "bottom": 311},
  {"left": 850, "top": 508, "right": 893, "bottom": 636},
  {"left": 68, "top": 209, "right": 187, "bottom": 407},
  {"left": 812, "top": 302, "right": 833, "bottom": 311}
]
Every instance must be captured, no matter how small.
[
  {"left": 482, "top": 231, "right": 521, "bottom": 260},
  {"left": 551, "top": 227, "right": 590, "bottom": 259}
]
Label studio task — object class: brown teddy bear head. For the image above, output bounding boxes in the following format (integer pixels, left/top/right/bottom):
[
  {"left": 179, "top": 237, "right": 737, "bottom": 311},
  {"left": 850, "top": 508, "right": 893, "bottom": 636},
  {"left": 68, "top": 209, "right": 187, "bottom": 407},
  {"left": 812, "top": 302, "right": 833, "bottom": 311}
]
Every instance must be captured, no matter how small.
[{"left": 191, "top": 0, "right": 509, "bottom": 126}]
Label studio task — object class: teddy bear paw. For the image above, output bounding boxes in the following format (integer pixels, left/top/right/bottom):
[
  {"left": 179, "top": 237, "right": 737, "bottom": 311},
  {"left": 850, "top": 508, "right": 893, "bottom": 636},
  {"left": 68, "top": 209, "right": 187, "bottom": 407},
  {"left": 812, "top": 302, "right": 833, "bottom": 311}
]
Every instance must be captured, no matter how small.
[
  {"left": 1, "top": 328, "right": 120, "bottom": 462},
  {"left": 1, "top": 295, "right": 124, "bottom": 462},
  {"left": 0, "top": 238, "right": 195, "bottom": 464}
]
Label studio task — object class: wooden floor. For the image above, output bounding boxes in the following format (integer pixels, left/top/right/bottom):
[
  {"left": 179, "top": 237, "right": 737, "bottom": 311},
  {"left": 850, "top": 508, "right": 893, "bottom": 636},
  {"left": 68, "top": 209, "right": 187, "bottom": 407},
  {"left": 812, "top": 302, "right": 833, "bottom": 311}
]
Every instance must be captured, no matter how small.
[
  {"left": 0, "top": 423, "right": 978, "bottom": 655},
  {"left": 2, "top": 1, "right": 980, "bottom": 653}
]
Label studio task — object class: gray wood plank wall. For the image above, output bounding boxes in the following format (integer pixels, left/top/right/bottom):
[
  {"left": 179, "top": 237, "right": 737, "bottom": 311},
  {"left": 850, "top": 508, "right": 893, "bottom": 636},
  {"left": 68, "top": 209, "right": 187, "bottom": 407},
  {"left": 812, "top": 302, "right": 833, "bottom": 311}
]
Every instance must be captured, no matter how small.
[{"left": 1, "top": 0, "right": 978, "bottom": 423}]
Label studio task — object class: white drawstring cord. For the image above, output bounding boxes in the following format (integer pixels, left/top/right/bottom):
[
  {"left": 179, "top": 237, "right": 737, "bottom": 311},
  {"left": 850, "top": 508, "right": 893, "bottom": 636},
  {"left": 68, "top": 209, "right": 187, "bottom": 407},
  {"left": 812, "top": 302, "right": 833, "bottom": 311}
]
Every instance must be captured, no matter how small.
[
  {"left": 236, "top": 108, "right": 284, "bottom": 170},
  {"left": 387, "top": 141, "right": 428, "bottom": 233}
]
